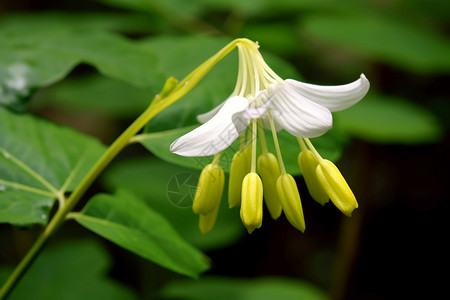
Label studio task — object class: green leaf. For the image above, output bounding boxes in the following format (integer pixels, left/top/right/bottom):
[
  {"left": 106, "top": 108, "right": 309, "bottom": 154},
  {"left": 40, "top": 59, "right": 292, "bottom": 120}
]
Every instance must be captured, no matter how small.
[
  {"left": 301, "top": 14, "right": 450, "bottom": 73},
  {"left": 0, "top": 23, "right": 161, "bottom": 109},
  {"left": 95, "top": 0, "right": 204, "bottom": 19},
  {"left": 59, "top": 31, "right": 161, "bottom": 88},
  {"left": 100, "top": 156, "right": 244, "bottom": 250},
  {"left": 0, "top": 108, "right": 105, "bottom": 225},
  {"left": 44, "top": 74, "right": 151, "bottom": 117},
  {"left": 0, "top": 11, "right": 155, "bottom": 35},
  {"left": 0, "top": 37, "right": 78, "bottom": 110},
  {"left": 159, "top": 277, "right": 329, "bottom": 300},
  {"left": 0, "top": 239, "right": 138, "bottom": 300},
  {"left": 72, "top": 190, "right": 210, "bottom": 278},
  {"left": 334, "top": 94, "right": 444, "bottom": 144}
]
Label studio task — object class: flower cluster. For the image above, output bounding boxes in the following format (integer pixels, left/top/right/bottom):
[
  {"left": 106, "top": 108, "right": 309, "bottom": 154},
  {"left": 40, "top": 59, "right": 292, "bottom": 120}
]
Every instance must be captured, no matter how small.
[{"left": 170, "top": 39, "right": 370, "bottom": 234}]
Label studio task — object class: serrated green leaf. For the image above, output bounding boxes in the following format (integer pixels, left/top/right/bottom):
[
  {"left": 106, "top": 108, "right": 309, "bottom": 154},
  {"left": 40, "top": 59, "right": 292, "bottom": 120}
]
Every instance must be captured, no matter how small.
[
  {"left": 0, "top": 239, "right": 138, "bottom": 300},
  {"left": 302, "top": 14, "right": 450, "bottom": 73},
  {"left": 334, "top": 94, "right": 443, "bottom": 144},
  {"left": 101, "top": 156, "right": 244, "bottom": 250},
  {"left": 72, "top": 190, "right": 210, "bottom": 278},
  {"left": 0, "top": 108, "right": 105, "bottom": 225},
  {"left": 159, "top": 277, "right": 329, "bottom": 300}
]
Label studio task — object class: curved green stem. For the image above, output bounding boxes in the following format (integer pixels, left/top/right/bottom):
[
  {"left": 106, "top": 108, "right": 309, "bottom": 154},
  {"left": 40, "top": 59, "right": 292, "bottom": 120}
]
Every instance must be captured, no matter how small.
[
  {"left": 0, "top": 37, "right": 248, "bottom": 299},
  {"left": 304, "top": 138, "right": 323, "bottom": 161}
]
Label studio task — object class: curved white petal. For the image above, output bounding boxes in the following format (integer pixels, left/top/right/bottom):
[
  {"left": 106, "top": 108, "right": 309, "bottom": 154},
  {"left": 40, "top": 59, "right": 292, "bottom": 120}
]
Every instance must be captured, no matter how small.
[
  {"left": 285, "top": 74, "right": 370, "bottom": 112},
  {"left": 196, "top": 100, "right": 226, "bottom": 123},
  {"left": 268, "top": 84, "right": 332, "bottom": 138},
  {"left": 197, "top": 90, "right": 272, "bottom": 124},
  {"left": 170, "top": 96, "right": 250, "bottom": 157}
]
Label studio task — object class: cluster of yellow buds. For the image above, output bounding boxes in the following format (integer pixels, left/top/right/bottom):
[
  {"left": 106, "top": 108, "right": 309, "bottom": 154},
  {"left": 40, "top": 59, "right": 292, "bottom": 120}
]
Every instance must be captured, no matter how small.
[{"left": 192, "top": 134, "right": 358, "bottom": 234}]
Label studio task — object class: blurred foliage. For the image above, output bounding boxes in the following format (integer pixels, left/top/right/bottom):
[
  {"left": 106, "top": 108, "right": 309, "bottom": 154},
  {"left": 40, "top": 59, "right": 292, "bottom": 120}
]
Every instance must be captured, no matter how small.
[
  {"left": 159, "top": 276, "right": 329, "bottom": 300},
  {"left": 0, "top": 239, "right": 138, "bottom": 300},
  {"left": 0, "top": 0, "right": 448, "bottom": 299}
]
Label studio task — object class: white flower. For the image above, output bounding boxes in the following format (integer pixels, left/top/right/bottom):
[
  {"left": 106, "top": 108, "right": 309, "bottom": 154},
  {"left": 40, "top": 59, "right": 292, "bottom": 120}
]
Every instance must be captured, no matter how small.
[
  {"left": 170, "top": 41, "right": 369, "bottom": 157},
  {"left": 168, "top": 39, "right": 370, "bottom": 234}
]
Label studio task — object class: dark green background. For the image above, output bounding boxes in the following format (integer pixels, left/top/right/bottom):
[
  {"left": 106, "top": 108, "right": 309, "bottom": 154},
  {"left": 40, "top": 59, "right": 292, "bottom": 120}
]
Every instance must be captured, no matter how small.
[{"left": 1, "top": 0, "right": 448, "bottom": 299}]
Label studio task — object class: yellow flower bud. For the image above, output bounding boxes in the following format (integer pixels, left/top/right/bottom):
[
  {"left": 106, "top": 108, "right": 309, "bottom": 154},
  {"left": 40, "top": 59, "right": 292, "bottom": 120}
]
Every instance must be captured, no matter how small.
[
  {"left": 198, "top": 205, "right": 220, "bottom": 235},
  {"left": 316, "top": 159, "right": 358, "bottom": 217},
  {"left": 228, "top": 146, "right": 251, "bottom": 208},
  {"left": 298, "top": 150, "right": 329, "bottom": 205},
  {"left": 240, "top": 172, "right": 263, "bottom": 234},
  {"left": 276, "top": 174, "right": 305, "bottom": 232},
  {"left": 193, "top": 163, "right": 224, "bottom": 214},
  {"left": 257, "top": 152, "right": 282, "bottom": 219}
]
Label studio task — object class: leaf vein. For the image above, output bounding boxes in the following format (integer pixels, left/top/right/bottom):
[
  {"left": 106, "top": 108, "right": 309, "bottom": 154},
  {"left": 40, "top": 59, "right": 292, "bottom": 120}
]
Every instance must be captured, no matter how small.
[
  {"left": 0, "top": 179, "right": 55, "bottom": 197},
  {"left": 0, "top": 147, "right": 59, "bottom": 195}
]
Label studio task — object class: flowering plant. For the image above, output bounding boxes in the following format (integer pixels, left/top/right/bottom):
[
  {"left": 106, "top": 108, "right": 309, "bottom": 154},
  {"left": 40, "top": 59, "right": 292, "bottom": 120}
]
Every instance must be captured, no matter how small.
[{"left": 1, "top": 37, "right": 368, "bottom": 298}]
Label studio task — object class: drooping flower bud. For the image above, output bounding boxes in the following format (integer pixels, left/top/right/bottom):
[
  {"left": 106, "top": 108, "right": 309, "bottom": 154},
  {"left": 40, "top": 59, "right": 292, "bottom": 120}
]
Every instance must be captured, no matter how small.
[
  {"left": 193, "top": 163, "right": 224, "bottom": 214},
  {"left": 298, "top": 150, "right": 329, "bottom": 205},
  {"left": 316, "top": 159, "right": 358, "bottom": 216},
  {"left": 257, "top": 152, "right": 282, "bottom": 219},
  {"left": 228, "top": 146, "right": 251, "bottom": 208},
  {"left": 240, "top": 172, "right": 263, "bottom": 234},
  {"left": 198, "top": 205, "right": 220, "bottom": 235},
  {"left": 276, "top": 174, "right": 305, "bottom": 232}
]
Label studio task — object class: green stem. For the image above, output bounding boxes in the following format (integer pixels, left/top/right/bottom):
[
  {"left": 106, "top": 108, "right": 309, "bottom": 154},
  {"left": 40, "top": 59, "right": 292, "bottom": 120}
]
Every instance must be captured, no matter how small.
[
  {"left": 304, "top": 138, "right": 323, "bottom": 161},
  {"left": 257, "top": 119, "right": 268, "bottom": 154},
  {"left": 250, "top": 119, "right": 257, "bottom": 173},
  {"left": 267, "top": 110, "right": 286, "bottom": 174},
  {"left": 0, "top": 229, "right": 47, "bottom": 300},
  {"left": 296, "top": 137, "right": 308, "bottom": 152},
  {"left": 0, "top": 37, "right": 249, "bottom": 299}
]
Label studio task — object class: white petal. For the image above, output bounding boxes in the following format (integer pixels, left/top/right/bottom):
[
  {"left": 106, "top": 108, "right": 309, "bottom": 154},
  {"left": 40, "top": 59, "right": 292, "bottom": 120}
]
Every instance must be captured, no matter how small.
[
  {"left": 196, "top": 101, "right": 226, "bottom": 123},
  {"left": 170, "top": 96, "right": 250, "bottom": 157},
  {"left": 197, "top": 91, "right": 271, "bottom": 124},
  {"left": 285, "top": 74, "right": 370, "bottom": 112},
  {"left": 241, "top": 90, "right": 272, "bottom": 120},
  {"left": 268, "top": 84, "right": 332, "bottom": 138}
]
